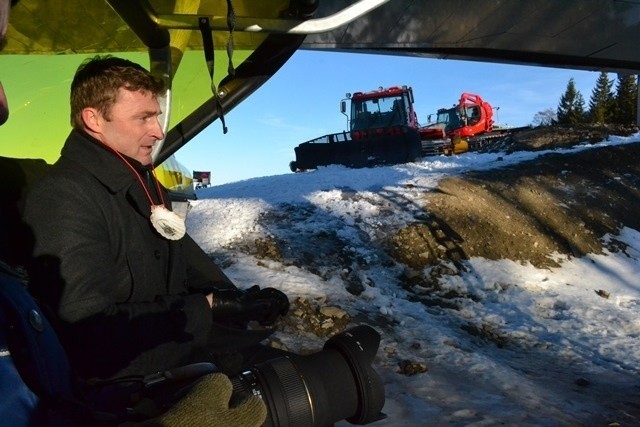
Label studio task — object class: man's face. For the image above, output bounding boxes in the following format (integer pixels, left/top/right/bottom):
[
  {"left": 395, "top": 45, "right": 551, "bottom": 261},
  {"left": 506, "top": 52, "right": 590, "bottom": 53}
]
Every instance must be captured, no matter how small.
[{"left": 99, "top": 88, "right": 164, "bottom": 166}]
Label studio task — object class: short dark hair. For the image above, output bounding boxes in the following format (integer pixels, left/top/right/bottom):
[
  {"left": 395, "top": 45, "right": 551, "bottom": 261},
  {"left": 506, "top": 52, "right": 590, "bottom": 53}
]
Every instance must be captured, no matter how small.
[{"left": 70, "top": 55, "right": 165, "bottom": 129}]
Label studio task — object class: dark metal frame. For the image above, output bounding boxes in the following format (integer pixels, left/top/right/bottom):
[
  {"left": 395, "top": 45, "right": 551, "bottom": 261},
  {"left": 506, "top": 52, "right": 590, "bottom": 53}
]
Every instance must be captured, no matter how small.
[{"left": 103, "top": 0, "right": 392, "bottom": 163}]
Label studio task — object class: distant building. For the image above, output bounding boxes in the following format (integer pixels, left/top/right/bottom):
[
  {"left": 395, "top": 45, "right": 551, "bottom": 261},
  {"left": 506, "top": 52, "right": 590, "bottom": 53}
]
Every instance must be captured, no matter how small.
[{"left": 193, "top": 171, "right": 211, "bottom": 189}]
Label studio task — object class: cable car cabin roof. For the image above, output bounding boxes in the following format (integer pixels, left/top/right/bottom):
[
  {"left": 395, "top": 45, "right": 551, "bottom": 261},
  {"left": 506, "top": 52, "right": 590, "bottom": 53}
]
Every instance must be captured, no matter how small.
[
  {"left": 302, "top": 0, "right": 640, "bottom": 75},
  {"left": 2, "top": 0, "right": 308, "bottom": 55}
]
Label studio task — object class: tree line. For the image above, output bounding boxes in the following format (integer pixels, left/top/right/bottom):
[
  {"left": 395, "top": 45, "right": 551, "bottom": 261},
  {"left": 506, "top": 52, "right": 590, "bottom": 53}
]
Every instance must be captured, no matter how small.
[{"left": 532, "top": 72, "right": 638, "bottom": 127}]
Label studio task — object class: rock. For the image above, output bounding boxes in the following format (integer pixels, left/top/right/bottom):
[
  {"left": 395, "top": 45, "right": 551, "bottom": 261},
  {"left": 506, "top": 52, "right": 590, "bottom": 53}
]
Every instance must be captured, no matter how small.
[
  {"left": 320, "top": 306, "right": 348, "bottom": 319},
  {"left": 398, "top": 359, "right": 428, "bottom": 376}
]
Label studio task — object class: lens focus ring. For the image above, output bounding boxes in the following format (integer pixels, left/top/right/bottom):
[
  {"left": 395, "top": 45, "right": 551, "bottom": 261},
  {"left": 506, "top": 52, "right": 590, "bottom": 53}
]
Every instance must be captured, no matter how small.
[{"left": 267, "top": 356, "right": 314, "bottom": 426}]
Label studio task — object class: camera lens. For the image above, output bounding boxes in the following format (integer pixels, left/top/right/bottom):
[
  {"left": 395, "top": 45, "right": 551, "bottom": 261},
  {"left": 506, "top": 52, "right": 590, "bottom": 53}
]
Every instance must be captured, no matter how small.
[{"left": 230, "top": 325, "right": 386, "bottom": 426}]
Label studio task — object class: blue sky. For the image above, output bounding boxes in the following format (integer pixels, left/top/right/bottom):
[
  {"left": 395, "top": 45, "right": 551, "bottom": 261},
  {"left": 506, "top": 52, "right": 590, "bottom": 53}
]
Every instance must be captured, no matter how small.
[{"left": 176, "top": 50, "right": 605, "bottom": 185}]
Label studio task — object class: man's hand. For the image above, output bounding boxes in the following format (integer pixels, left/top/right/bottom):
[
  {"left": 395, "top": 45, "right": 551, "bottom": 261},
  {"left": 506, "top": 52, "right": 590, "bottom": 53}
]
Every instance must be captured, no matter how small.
[
  {"left": 210, "top": 286, "right": 289, "bottom": 326},
  {"left": 134, "top": 373, "right": 267, "bottom": 427},
  {"left": 247, "top": 286, "right": 290, "bottom": 326},
  {"left": 206, "top": 292, "right": 214, "bottom": 308}
]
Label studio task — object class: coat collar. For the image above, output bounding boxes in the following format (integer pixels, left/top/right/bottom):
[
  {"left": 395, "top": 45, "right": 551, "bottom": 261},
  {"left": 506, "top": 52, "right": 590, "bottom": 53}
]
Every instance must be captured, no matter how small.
[
  {"left": 59, "top": 130, "right": 164, "bottom": 216},
  {"left": 61, "top": 129, "right": 151, "bottom": 194}
]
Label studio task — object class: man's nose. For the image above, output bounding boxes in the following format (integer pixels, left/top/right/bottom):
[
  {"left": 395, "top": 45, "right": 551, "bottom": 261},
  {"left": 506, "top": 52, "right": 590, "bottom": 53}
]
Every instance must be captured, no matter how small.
[{"left": 151, "top": 117, "right": 165, "bottom": 140}]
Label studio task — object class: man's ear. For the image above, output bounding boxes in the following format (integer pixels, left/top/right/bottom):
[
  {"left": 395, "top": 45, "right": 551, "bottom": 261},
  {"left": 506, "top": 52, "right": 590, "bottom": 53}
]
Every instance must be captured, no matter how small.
[{"left": 81, "top": 108, "right": 102, "bottom": 133}]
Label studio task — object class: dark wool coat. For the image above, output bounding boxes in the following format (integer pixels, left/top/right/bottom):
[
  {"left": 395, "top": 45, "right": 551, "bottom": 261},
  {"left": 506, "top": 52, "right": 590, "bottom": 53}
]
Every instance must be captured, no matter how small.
[{"left": 23, "top": 130, "right": 236, "bottom": 381}]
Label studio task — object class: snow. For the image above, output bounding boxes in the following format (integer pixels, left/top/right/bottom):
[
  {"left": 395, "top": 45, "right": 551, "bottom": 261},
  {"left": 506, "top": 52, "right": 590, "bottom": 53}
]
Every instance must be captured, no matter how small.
[{"left": 186, "top": 133, "right": 640, "bottom": 426}]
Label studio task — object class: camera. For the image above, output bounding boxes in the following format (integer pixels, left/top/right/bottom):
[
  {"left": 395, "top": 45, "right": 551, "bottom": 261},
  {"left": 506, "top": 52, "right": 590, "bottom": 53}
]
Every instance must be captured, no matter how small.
[
  {"left": 141, "top": 325, "right": 386, "bottom": 426},
  {"left": 229, "top": 324, "right": 386, "bottom": 426}
]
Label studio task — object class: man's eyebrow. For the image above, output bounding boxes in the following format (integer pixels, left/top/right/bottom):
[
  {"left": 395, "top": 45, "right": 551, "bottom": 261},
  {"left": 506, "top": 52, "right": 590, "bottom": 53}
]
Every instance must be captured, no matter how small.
[{"left": 135, "top": 109, "right": 162, "bottom": 118}]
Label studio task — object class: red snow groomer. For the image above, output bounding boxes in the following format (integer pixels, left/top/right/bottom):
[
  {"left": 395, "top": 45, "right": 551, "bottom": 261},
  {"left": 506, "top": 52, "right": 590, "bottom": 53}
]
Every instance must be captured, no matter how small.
[{"left": 289, "top": 87, "right": 504, "bottom": 171}]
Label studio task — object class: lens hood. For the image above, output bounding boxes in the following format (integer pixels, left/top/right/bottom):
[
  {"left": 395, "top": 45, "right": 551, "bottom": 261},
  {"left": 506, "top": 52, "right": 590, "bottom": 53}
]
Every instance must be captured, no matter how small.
[
  {"left": 230, "top": 324, "right": 386, "bottom": 426},
  {"left": 323, "top": 325, "right": 386, "bottom": 424}
]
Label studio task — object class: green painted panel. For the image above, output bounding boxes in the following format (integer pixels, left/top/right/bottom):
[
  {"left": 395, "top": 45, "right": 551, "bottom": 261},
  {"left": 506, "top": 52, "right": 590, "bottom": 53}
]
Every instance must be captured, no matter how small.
[{"left": 0, "top": 50, "right": 250, "bottom": 162}]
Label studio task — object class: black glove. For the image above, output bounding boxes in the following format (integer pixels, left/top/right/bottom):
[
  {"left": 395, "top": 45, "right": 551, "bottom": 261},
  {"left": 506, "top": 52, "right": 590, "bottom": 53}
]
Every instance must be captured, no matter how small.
[
  {"left": 250, "top": 286, "right": 290, "bottom": 326},
  {"left": 210, "top": 285, "right": 289, "bottom": 326}
]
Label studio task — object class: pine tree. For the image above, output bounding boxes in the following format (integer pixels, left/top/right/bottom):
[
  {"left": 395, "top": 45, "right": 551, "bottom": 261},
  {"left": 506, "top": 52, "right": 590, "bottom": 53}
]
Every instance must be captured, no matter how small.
[
  {"left": 612, "top": 74, "right": 637, "bottom": 125},
  {"left": 588, "top": 72, "right": 614, "bottom": 124},
  {"left": 557, "top": 78, "right": 586, "bottom": 125}
]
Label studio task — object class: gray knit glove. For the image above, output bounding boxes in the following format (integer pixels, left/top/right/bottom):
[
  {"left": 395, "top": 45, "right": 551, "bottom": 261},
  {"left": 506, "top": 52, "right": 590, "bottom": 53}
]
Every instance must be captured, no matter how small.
[{"left": 140, "top": 373, "right": 267, "bottom": 427}]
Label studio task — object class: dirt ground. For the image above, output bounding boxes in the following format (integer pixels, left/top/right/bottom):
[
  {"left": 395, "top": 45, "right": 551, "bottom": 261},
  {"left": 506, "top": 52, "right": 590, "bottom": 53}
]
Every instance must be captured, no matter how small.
[
  {"left": 389, "top": 124, "right": 640, "bottom": 276},
  {"left": 250, "top": 124, "right": 640, "bottom": 340}
]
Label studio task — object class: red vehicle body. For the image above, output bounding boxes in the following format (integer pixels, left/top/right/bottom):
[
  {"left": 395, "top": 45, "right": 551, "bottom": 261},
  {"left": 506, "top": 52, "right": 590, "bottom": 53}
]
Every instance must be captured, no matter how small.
[
  {"left": 289, "top": 86, "right": 423, "bottom": 171},
  {"left": 346, "top": 86, "right": 419, "bottom": 133},
  {"left": 420, "top": 93, "right": 495, "bottom": 140}
]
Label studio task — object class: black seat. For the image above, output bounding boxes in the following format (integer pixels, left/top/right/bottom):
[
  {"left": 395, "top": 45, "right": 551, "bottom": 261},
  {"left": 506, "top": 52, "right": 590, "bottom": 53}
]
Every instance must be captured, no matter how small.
[{"left": 0, "top": 156, "right": 50, "bottom": 267}]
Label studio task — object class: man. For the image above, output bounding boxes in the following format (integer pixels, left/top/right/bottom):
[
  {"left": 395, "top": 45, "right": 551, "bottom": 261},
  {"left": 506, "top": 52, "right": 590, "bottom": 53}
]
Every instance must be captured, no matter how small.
[
  {"left": 0, "top": 25, "right": 270, "bottom": 420},
  {"left": 23, "top": 56, "right": 289, "bottom": 387}
]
